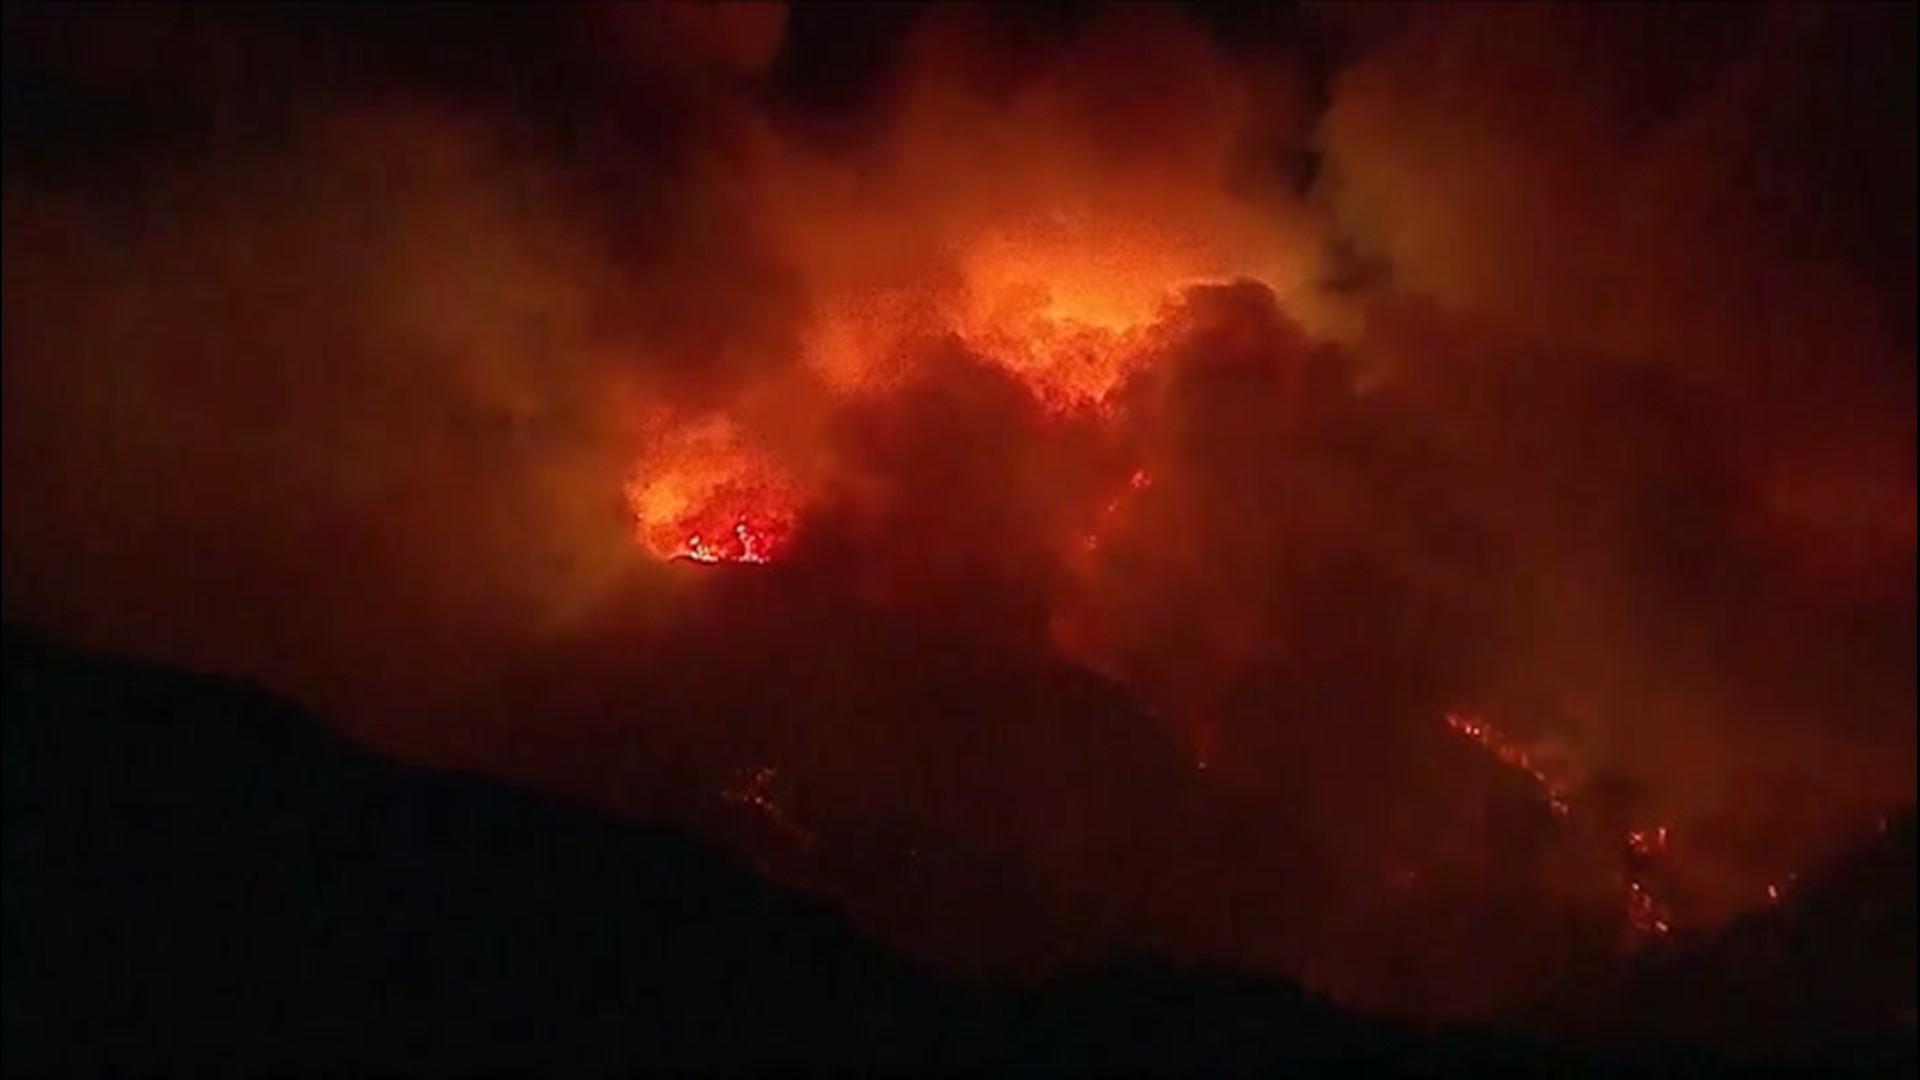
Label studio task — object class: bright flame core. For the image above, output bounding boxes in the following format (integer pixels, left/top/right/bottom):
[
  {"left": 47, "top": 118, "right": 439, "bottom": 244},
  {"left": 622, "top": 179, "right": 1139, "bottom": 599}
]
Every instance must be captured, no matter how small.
[
  {"left": 624, "top": 416, "right": 804, "bottom": 565},
  {"left": 680, "top": 514, "right": 791, "bottom": 565},
  {"left": 952, "top": 229, "right": 1199, "bottom": 410}
]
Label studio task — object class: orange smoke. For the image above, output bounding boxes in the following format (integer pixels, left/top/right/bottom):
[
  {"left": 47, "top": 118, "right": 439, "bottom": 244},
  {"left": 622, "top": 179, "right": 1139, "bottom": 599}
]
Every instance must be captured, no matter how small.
[{"left": 2, "top": 0, "right": 1912, "bottom": 1035}]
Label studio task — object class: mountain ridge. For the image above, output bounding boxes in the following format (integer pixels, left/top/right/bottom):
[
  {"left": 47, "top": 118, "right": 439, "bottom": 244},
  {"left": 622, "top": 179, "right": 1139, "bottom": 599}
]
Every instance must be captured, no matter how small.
[{"left": 2, "top": 623, "right": 1904, "bottom": 1073}]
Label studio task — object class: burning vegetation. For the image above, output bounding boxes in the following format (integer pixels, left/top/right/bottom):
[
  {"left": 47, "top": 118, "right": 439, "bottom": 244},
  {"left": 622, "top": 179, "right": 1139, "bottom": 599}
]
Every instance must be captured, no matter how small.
[
  {"left": 2, "top": 1, "right": 1912, "bottom": 1039},
  {"left": 1444, "top": 710, "right": 1573, "bottom": 820}
]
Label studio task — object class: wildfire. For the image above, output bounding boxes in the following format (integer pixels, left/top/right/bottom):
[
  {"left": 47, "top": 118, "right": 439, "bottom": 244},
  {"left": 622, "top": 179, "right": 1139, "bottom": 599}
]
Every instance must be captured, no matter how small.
[
  {"left": 1443, "top": 709, "right": 1572, "bottom": 817},
  {"left": 722, "top": 765, "right": 815, "bottom": 848},
  {"left": 1626, "top": 825, "right": 1669, "bottom": 858},
  {"left": 1446, "top": 710, "right": 1687, "bottom": 947},
  {"left": 1622, "top": 824, "right": 1675, "bottom": 940},
  {"left": 679, "top": 514, "right": 790, "bottom": 565},
  {"left": 954, "top": 224, "right": 1226, "bottom": 412},
  {"left": 1078, "top": 466, "right": 1154, "bottom": 555},
  {"left": 624, "top": 415, "right": 806, "bottom": 566},
  {"left": 1624, "top": 880, "right": 1674, "bottom": 939},
  {"left": 1621, "top": 825, "right": 1676, "bottom": 942},
  {"left": 962, "top": 305, "right": 1152, "bottom": 413}
]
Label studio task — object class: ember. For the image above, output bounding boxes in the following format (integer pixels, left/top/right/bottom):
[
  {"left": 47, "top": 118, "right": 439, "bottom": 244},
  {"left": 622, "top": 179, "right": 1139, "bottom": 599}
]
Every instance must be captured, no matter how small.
[
  {"left": 1447, "top": 711, "right": 1690, "bottom": 948},
  {"left": 624, "top": 415, "right": 806, "bottom": 566},
  {"left": 1076, "top": 466, "right": 1154, "bottom": 557},
  {"left": 1622, "top": 825, "right": 1677, "bottom": 945},
  {"left": 1625, "top": 879, "right": 1674, "bottom": 941},
  {"left": 1443, "top": 710, "right": 1573, "bottom": 817},
  {"left": 722, "top": 765, "right": 815, "bottom": 848}
]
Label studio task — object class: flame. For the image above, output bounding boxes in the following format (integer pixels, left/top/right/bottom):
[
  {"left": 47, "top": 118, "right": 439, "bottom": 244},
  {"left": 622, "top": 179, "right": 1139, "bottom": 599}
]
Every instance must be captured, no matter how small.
[
  {"left": 1443, "top": 709, "right": 1573, "bottom": 817},
  {"left": 1447, "top": 710, "right": 1689, "bottom": 947},
  {"left": 1076, "top": 466, "right": 1154, "bottom": 556},
  {"left": 1625, "top": 880, "right": 1674, "bottom": 940},
  {"left": 965, "top": 313, "right": 1150, "bottom": 414},
  {"left": 1623, "top": 824, "right": 1676, "bottom": 943},
  {"left": 680, "top": 514, "right": 791, "bottom": 565},
  {"left": 1626, "top": 825, "right": 1669, "bottom": 858},
  {"left": 722, "top": 764, "right": 816, "bottom": 848},
  {"left": 952, "top": 224, "right": 1270, "bottom": 413},
  {"left": 952, "top": 229, "right": 1200, "bottom": 411},
  {"left": 624, "top": 414, "right": 805, "bottom": 565}
]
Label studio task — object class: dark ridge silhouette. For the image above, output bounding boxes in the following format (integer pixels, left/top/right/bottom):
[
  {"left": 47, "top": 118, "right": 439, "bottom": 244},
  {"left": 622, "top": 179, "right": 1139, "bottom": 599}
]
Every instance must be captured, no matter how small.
[{"left": 1, "top": 624, "right": 1906, "bottom": 1074}]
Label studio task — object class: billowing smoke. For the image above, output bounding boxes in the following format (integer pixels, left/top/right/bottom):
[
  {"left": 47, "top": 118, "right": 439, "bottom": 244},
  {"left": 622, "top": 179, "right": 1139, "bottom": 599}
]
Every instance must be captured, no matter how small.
[{"left": 3, "top": 2, "right": 1912, "bottom": 1023}]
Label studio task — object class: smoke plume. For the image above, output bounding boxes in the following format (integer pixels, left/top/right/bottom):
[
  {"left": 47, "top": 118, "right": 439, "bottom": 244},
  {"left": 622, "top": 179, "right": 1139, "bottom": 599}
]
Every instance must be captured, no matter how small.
[{"left": 4, "top": 1, "right": 1911, "bottom": 1021}]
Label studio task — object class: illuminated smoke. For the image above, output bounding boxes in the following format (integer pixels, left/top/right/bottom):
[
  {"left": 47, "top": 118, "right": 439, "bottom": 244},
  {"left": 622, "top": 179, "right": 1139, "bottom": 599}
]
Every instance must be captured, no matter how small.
[{"left": 2, "top": 1, "right": 1911, "bottom": 1027}]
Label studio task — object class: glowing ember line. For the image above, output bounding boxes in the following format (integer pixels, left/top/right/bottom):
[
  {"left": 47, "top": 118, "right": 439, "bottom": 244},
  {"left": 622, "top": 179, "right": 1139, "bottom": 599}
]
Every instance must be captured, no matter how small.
[
  {"left": 1446, "top": 709, "right": 1687, "bottom": 946},
  {"left": 1443, "top": 709, "right": 1572, "bottom": 817},
  {"left": 1622, "top": 824, "right": 1676, "bottom": 944},
  {"left": 1625, "top": 880, "right": 1673, "bottom": 939}
]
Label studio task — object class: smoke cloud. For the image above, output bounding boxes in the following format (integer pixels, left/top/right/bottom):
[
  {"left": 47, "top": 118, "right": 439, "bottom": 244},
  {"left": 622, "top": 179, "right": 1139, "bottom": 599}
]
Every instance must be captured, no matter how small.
[{"left": 4, "top": 2, "right": 1911, "bottom": 1022}]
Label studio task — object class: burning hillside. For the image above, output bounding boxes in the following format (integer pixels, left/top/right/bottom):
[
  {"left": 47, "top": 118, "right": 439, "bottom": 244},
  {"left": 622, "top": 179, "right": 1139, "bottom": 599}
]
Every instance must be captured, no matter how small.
[{"left": 2, "top": 1, "right": 1913, "bottom": 1040}]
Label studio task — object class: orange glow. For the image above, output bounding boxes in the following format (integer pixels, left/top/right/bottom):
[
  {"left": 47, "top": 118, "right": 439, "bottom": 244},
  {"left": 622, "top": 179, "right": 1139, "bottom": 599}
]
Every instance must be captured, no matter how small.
[
  {"left": 951, "top": 229, "right": 1214, "bottom": 411},
  {"left": 679, "top": 514, "right": 791, "bottom": 565},
  {"left": 3, "top": 0, "right": 1911, "bottom": 1041},
  {"left": 964, "top": 313, "right": 1149, "bottom": 414},
  {"left": 1622, "top": 824, "right": 1677, "bottom": 945},
  {"left": 624, "top": 415, "right": 806, "bottom": 565},
  {"left": 1448, "top": 709, "right": 1688, "bottom": 946},
  {"left": 942, "top": 207, "right": 1302, "bottom": 414}
]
